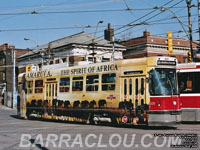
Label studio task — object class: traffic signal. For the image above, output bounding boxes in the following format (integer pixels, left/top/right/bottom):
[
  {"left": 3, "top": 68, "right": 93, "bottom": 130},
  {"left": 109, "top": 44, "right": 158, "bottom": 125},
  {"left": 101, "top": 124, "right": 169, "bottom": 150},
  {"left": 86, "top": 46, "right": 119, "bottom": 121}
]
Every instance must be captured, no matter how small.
[{"left": 188, "top": 51, "right": 192, "bottom": 62}]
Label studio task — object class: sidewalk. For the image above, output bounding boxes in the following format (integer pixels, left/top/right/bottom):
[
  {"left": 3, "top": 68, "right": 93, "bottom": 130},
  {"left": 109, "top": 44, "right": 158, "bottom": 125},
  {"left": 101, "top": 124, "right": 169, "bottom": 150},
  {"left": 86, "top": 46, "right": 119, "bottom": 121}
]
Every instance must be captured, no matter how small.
[{"left": 0, "top": 104, "right": 15, "bottom": 111}]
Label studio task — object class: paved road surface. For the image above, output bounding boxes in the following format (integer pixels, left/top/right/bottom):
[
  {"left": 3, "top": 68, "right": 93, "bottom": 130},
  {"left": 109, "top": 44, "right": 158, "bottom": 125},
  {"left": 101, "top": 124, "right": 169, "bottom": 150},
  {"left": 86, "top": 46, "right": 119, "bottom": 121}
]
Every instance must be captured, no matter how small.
[{"left": 0, "top": 105, "right": 199, "bottom": 150}]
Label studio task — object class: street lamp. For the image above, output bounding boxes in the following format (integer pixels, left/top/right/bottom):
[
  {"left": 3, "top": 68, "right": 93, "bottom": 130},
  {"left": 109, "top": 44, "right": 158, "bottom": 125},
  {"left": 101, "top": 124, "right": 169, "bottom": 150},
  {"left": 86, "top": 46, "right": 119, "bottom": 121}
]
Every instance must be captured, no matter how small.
[
  {"left": 155, "top": 5, "right": 194, "bottom": 62},
  {"left": 24, "top": 38, "right": 39, "bottom": 47},
  {"left": 90, "top": 20, "right": 103, "bottom": 63},
  {"left": 74, "top": 24, "right": 91, "bottom": 32},
  {"left": 24, "top": 38, "right": 47, "bottom": 65}
]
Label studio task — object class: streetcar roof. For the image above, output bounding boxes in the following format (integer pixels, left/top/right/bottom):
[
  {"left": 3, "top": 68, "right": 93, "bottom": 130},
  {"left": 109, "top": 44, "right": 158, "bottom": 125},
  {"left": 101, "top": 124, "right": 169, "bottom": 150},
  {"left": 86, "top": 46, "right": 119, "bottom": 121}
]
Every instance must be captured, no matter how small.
[{"left": 177, "top": 63, "right": 200, "bottom": 70}]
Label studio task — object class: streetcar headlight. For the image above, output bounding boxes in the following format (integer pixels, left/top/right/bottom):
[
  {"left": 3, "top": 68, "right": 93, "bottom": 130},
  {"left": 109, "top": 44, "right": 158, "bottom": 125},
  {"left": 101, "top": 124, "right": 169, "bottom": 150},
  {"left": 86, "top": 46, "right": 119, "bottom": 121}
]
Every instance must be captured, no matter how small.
[{"left": 173, "top": 100, "right": 177, "bottom": 105}]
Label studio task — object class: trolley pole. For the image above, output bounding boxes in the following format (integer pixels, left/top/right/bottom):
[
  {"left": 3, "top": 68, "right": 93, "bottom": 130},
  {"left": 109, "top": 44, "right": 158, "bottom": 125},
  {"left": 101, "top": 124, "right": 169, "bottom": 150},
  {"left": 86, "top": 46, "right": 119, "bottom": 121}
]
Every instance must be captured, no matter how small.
[{"left": 186, "top": 0, "right": 194, "bottom": 61}]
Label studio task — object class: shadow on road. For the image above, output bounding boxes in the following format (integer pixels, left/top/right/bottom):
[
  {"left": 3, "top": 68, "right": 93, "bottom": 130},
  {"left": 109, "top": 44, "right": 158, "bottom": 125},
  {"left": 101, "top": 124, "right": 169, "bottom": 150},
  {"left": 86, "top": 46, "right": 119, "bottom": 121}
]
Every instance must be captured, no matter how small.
[
  {"left": 30, "top": 139, "right": 49, "bottom": 150},
  {"left": 10, "top": 114, "right": 177, "bottom": 130}
]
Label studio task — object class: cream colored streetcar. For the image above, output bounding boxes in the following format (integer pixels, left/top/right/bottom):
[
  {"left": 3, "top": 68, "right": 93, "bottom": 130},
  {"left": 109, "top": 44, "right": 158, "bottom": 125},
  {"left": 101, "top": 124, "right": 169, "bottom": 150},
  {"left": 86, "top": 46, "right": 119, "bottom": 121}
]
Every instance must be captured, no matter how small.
[{"left": 18, "top": 57, "right": 181, "bottom": 127}]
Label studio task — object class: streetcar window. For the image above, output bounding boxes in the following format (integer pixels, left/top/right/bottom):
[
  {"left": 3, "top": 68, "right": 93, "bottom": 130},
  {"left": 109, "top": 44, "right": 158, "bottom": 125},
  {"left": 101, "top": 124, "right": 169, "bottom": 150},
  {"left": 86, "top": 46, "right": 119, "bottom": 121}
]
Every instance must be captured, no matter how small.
[
  {"left": 26, "top": 81, "right": 33, "bottom": 94},
  {"left": 72, "top": 76, "right": 83, "bottom": 91},
  {"left": 129, "top": 79, "right": 132, "bottom": 95},
  {"left": 86, "top": 75, "right": 99, "bottom": 91},
  {"left": 141, "top": 78, "right": 144, "bottom": 95},
  {"left": 35, "top": 80, "right": 43, "bottom": 93},
  {"left": 124, "top": 79, "right": 127, "bottom": 95},
  {"left": 149, "top": 69, "right": 177, "bottom": 95},
  {"left": 60, "top": 78, "right": 70, "bottom": 92},
  {"left": 135, "top": 79, "right": 138, "bottom": 95},
  {"left": 102, "top": 73, "right": 116, "bottom": 91},
  {"left": 178, "top": 72, "right": 200, "bottom": 93}
]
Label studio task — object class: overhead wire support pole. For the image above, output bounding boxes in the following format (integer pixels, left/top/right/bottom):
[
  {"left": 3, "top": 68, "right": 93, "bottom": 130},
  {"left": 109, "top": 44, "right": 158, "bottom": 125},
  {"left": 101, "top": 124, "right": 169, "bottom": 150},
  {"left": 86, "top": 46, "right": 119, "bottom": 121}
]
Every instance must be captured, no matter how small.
[
  {"left": 198, "top": 0, "right": 200, "bottom": 51},
  {"left": 12, "top": 49, "right": 16, "bottom": 109},
  {"left": 157, "top": 4, "right": 194, "bottom": 62},
  {"left": 91, "top": 21, "right": 103, "bottom": 63},
  {"left": 186, "top": 0, "right": 194, "bottom": 62}
]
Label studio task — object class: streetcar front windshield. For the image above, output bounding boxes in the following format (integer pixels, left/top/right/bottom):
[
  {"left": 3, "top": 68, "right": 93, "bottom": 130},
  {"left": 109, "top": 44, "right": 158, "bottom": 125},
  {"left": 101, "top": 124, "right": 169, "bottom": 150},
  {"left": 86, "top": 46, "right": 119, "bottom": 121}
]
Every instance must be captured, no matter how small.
[{"left": 149, "top": 68, "right": 177, "bottom": 96}]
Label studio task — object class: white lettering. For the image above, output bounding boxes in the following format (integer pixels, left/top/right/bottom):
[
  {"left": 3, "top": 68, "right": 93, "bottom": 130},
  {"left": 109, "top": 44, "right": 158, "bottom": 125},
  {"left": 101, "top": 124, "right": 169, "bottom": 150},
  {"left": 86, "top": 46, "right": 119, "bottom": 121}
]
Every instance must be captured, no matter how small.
[
  {"left": 123, "top": 134, "right": 136, "bottom": 148},
  {"left": 45, "top": 134, "right": 58, "bottom": 147},
  {"left": 71, "top": 134, "right": 83, "bottom": 147},
  {"left": 58, "top": 134, "right": 71, "bottom": 148},
  {"left": 141, "top": 134, "right": 153, "bottom": 147},
  {"left": 19, "top": 134, "right": 32, "bottom": 148},
  {"left": 85, "top": 134, "right": 97, "bottom": 147},
  {"left": 109, "top": 134, "right": 122, "bottom": 148}
]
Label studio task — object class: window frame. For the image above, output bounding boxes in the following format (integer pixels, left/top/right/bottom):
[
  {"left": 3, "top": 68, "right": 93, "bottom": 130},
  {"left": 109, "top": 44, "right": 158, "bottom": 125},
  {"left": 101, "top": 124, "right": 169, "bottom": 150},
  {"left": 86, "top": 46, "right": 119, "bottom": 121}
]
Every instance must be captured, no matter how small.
[
  {"left": 72, "top": 76, "right": 83, "bottom": 92},
  {"left": 101, "top": 73, "right": 116, "bottom": 91},
  {"left": 35, "top": 80, "right": 43, "bottom": 93},
  {"left": 86, "top": 75, "right": 99, "bottom": 92},
  {"left": 59, "top": 77, "right": 70, "bottom": 93}
]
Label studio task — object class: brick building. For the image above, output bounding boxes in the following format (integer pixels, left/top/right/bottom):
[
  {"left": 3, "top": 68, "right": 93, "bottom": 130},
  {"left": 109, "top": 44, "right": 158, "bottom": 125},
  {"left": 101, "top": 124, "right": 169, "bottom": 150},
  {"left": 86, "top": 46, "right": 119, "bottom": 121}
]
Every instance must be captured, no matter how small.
[
  {"left": 119, "top": 30, "right": 199, "bottom": 63},
  {"left": 0, "top": 44, "right": 30, "bottom": 107}
]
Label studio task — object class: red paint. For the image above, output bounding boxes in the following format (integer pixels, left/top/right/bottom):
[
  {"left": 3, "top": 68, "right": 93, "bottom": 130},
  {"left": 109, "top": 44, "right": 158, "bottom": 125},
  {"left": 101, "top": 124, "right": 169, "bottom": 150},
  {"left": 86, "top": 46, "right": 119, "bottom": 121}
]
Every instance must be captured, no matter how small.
[
  {"left": 180, "top": 96, "right": 200, "bottom": 108},
  {"left": 107, "top": 95, "right": 116, "bottom": 100},
  {"left": 149, "top": 96, "right": 180, "bottom": 111},
  {"left": 122, "top": 116, "right": 128, "bottom": 123}
]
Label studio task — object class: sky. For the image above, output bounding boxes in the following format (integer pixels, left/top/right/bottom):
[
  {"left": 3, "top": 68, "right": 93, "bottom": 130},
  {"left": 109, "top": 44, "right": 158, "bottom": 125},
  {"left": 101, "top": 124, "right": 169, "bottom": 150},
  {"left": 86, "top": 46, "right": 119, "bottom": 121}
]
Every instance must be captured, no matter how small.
[{"left": 0, "top": 0, "right": 199, "bottom": 49}]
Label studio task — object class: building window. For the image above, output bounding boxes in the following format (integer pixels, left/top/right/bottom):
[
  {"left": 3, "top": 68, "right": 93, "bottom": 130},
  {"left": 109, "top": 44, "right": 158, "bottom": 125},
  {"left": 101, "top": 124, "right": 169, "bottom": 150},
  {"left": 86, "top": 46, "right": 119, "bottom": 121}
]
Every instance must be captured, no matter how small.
[
  {"left": 38, "top": 64, "right": 42, "bottom": 69},
  {"left": 62, "top": 58, "right": 67, "bottom": 63},
  {"left": 88, "top": 57, "right": 96, "bottom": 62},
  {"left": 3, "top": 73, "right": 5, "bottom": 80},
  {"left": 60, "top": 78, "right": 70, "bottom": 92},
  {"left": 55, "top": 59, "right": 59, "bottom": 64},
  {"left": 183, "top": 57, "right": 188, "bottom": 63},
  {"left": 102, "top": 58, "right": 110, "bottom": 62}
]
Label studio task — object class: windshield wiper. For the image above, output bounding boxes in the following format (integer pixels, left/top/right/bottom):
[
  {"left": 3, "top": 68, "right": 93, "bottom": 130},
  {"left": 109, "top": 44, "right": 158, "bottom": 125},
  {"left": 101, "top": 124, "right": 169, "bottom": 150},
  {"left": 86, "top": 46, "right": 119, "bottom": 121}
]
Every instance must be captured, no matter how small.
[{"left": 167, "top": 77, "right": 173, "bottom": 97}]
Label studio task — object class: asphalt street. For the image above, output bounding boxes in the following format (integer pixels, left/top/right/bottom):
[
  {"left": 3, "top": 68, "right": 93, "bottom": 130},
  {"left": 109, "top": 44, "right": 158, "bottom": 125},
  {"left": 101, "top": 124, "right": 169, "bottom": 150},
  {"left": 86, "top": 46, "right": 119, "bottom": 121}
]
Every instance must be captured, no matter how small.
[{"left": 0, "top": 105, "right": 199, "bottom": 150}]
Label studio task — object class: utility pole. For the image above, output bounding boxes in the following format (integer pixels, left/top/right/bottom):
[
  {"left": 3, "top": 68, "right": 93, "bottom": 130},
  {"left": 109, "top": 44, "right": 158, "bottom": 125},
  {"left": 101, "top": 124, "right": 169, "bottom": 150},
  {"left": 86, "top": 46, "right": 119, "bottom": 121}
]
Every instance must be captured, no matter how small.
[
  {"left": 198, "top": 0, "right": 200, "bottom": 50},
  {"left": 186, "top": 0, "right": 194, "bottom": 62},
  {"left": 90, "top": 21, "right": 103, "bottom": 63},
  {"left": 12, "top": 49, "right": 16, "bottom": 108}
]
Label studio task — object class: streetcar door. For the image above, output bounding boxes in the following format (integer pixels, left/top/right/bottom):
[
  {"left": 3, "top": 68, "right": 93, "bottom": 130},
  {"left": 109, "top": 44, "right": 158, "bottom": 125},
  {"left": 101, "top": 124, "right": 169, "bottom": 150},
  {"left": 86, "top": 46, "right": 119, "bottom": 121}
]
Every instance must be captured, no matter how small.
[
  {"left": 45, "top": 82, "right": 58, "bottom": 104},
  {"left": 121, "top": 76, "right": 146, "bottom": 109}
]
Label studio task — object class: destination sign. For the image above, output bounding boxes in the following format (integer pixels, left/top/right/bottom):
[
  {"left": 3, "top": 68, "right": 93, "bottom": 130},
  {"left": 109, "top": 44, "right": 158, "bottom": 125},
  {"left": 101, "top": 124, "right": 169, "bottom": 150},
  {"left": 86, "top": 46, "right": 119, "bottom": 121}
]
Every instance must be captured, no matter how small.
[{"left": 157, "top": 60, "right": 176, "bottom": 66}]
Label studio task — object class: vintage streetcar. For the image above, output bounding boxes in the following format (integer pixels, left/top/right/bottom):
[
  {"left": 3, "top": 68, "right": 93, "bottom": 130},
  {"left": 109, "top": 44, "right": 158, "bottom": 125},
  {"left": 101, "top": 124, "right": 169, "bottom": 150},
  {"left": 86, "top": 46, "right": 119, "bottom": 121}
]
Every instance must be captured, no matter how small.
[
  {"left": 18, "top": 57, "right": 181, "bottom": 127},
  {"left": 177, "top": 63, "right": 200, "bottom": 122}
]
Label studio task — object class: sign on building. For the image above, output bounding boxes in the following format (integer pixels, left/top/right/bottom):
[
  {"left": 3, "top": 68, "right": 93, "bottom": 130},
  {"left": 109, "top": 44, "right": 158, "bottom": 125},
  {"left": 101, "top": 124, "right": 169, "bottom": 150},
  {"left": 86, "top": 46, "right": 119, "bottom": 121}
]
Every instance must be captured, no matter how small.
[
  {"left": 168, "top": 32, "right": 173, "bottom": 54},
  {"left": 26, "top": 65, "right": 31, "bottom": 72}
]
